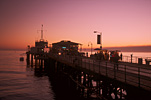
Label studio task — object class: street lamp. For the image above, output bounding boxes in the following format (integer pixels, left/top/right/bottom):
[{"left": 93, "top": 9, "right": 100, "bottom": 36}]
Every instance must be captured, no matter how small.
[
  {"left": 94, "top": 31, "right": 102, "bottom": 50},
  {"left": 88, "top": 41, "right": 93, "bottom": 55}
]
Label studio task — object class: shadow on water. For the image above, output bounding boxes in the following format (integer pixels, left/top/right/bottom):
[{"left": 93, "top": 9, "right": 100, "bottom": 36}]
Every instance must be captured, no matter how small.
[
  {"left": 29, "top": 64, "right": 95, "bottom": 100},
  {"left": 32, "top": 67, "right": 87, "bottom": 100},
  {"left": 29, "top": 60, "right": 151, "bottom": 100}
]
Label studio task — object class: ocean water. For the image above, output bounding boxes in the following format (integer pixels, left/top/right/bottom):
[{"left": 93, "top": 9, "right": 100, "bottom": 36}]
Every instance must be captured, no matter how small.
[
  {"left": 0, "top": 50, "right": 55, "bottom": 100},
  {"left": 1, "top": 50, "right": 151, "bottom": 100}
]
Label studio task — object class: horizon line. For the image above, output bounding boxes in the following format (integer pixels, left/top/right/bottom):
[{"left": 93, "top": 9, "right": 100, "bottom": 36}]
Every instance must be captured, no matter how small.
[
  {"left": 1, "top": 45, "right": 151, "bottom": 51},
  {"left": 1, "top": 45, "right": 151, "bottom": 49}
]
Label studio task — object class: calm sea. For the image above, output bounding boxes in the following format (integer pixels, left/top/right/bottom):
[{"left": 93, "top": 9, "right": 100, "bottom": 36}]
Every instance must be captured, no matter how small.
[
  {"left": 1, "top": 50, "right": 151, "bottom": 100},
  {"left": 0, "top": 50, "right": 54, "bottom": 100}
]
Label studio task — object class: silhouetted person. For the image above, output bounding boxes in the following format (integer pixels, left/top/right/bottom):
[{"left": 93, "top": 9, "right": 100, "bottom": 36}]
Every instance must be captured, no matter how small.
[
  {"left": 114, "top": 53, "right": 119, "bottom": 70},
  {"left": 107, "top": 53, "right": 109, "bottom": 60},
  {"left": 100, "top": 52, "right": 103, "bottom": 60},
  {"left": 120, "top": 53, "right": 122, "bottom": 61},
  {"left": 131, "top": 54, "right": 133, "bottom": 63},
  {"left": 86, "top": 52, "right": 88, "bottom": 57}
]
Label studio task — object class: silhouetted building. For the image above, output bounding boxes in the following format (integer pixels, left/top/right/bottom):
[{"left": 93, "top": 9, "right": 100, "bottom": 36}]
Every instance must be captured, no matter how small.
[
  {"left": 30, "top": 39, "right": 48, "bottom": 53},
  {"left": 30, "top": 25, "right": 48, "bottom": 54},
  {"left": 35, "top": 40, "right": 48, "bottom": 48},
  {"left": 52, "top": 40, "right": 82, "bottom": 55}
]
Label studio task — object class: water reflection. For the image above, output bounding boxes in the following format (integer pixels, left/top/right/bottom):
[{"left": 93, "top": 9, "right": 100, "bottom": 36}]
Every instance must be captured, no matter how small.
[
  {"left": 26, "top": 65, "right": 55, "bottom": 100},
  {"left": 0, "top": 50, "right": 55, "bottom": 100}
]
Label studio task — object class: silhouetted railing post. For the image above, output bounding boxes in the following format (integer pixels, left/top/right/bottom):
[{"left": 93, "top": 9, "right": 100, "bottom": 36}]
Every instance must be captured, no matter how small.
[
  {"left": 93, "top": 60, "right": 95, "bottom": 72},
  {"left": 71, "top": 56, "right": 72, "bottom": 64},
  {"left": 99, "top": 61, "right": 100, "bottom": 74},
  {"left": 125, "top": 65, "right": 126, "bottom": 83},
  {"left": 138, "top": 66, "right": 140, "bottom": 88},
  {"left": 131, "top": 54, "right": 133, "bottom": 63},
  {"left": 89, "top": 59, "right": 90, "bottom": 71},
  {"left": 81, "top": 57, "right": 82, "bottom": 67},
  {"left": 106, "top": 62, "right": 107, "bottom": 76},
  {"left": 114, "top": 64, "right": 116, "bottom": 79},
  {"left": 85, "top": 59, "right": 86, "bottom": 68}
]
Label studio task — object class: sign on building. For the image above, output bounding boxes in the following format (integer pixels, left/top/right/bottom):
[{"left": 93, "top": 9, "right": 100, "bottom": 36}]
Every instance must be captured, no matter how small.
[{"left": 97, "top": 35, "right": 101, "bottom": 44}]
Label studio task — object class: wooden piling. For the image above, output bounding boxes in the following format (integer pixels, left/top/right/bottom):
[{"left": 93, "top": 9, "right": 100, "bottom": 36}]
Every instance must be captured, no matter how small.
[
  {"left": 26, "top": 52, "right": 30, "bottom": 65},
  {"left": 35, "top": 55, "right": 37, "bottom": 67},
  {"left": 31, "top": 54, "right": 33, "bottom": 66}
]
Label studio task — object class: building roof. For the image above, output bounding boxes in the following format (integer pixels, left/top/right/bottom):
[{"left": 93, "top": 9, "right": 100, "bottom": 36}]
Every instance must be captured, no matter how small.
[{"left": 52, "top": 40, "right": 82, "bottom": 45}]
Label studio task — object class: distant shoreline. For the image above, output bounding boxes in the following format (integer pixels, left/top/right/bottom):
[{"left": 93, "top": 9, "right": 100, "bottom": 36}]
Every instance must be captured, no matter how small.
[
  {"left": 0, "top": 49, "right": 26, "bottom": 51},
  {"left": 1, "top": 46, "right": 151, "bottom": 52},
  {"left": 83, "top": 46, "right": 151, "bottom": 52}
]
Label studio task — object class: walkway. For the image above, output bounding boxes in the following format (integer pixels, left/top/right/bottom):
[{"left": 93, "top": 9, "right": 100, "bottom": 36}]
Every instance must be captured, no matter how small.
[{"left": 47, "top": 53, "right": 151, "bottom": 91}]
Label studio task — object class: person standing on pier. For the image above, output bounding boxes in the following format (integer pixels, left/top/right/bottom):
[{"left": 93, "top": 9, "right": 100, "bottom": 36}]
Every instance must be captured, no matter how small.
[
  {"left": 114, "top": 53, "right": 119, "bottom": 70},
  {"left": 120, "top": 53, "right": 122, "bottom": 61},
  {"left": 131, "top": 54, "right": 133, "bottom": 63}
]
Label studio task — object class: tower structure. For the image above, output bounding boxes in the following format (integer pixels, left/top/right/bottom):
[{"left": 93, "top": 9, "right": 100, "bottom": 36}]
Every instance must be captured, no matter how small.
[{"left": 30, "top": 25, "right": 48, "bottom": 53}]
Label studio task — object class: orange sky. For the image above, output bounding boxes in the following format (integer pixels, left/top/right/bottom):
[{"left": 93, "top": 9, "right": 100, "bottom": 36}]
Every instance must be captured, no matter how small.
[{"left": 0, "top": 0, "right": 151, "bottom": 49}]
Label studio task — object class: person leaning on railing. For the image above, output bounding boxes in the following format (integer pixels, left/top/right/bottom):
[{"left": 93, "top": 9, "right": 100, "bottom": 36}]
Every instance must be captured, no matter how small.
[
  {"left": 114, "top": 53, "right": 120, "bottom": 70},
  {"left": 114, "top": 53, "right": 119, "bottom": 63}
]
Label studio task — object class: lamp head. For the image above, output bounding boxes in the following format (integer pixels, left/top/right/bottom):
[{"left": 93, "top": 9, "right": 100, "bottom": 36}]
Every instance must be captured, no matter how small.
[{"left": 94, "top": 31, "right": 97, "bottom": 33}]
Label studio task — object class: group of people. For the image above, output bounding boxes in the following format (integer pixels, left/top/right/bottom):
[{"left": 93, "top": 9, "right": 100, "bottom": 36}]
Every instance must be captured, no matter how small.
[
  {"left": 93, "top": 50, "right": 123, "bottom": 63},
  {"left": 110, "top": 51, "right": 122, "bottom": 63},
  {"left": 94, "top": 50, "right": 109, "bottom": 61}
]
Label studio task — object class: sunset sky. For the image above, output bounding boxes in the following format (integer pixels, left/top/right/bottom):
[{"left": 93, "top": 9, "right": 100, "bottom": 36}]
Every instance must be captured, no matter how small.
[{"left": 0, "top": 0, "right": 151, "bottom": 49}]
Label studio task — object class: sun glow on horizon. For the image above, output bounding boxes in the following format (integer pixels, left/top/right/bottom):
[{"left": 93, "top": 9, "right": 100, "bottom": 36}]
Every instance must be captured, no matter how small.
[{"left": 0, "top": 0, "right": 151, "bottom": 50}]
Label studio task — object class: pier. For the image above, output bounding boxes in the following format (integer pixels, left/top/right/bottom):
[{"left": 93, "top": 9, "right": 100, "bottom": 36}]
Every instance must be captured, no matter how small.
[
  {"left": 26, "top": 25, "right": 151, "bottom": 99},
  {"left": 26, "top": 49, "right": 151, "bottom": 99}
]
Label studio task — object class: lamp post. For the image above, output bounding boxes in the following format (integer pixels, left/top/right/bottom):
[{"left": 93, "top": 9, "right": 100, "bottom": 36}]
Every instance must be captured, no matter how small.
[
  {"left": 88, "top": 41, "right": 93, "bottom": 55},
  {"left": 94, "top": 31, "right": 102, "bottom": 50},
  {"left": 49, "top": 44, "right": 52, "bottom": 52}
]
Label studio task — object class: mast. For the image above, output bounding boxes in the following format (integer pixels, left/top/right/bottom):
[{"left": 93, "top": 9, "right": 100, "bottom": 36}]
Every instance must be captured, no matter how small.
[{"left": 41, "top": 24, "right": 44, "bottom": 40}]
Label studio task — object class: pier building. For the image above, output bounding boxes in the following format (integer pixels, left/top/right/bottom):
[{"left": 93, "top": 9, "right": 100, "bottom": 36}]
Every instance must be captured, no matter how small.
[
  {"left": 30, "top": 25, "right": 48, "bottom": 54},
  {"left": 30, "top": 39, "right": 48, "bottom": 54},
  {"left": 52, "top": 40, "right": 83, "bottom": 56}
]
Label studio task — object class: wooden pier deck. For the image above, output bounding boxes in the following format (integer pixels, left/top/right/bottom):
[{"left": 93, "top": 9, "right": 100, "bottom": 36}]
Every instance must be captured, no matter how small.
[{"left": 46, "top": 52, "right": 151, "bottom": 91}]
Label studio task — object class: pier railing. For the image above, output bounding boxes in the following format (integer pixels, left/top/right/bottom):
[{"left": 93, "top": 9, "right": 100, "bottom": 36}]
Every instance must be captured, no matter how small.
[
  {"left": 48, "top": 53, "right": 151, "bottom": 91},
  {"left": 121, "top": 56, "right": 151, "bottom": 65}
]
